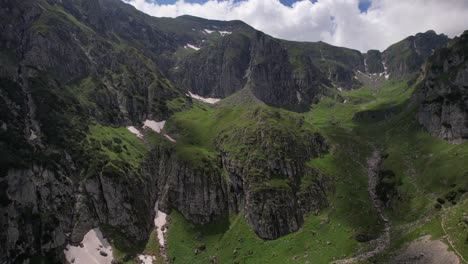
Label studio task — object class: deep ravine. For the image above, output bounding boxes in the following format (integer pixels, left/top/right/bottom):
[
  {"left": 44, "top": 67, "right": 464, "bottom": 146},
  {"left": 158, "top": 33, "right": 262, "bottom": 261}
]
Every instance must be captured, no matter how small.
[{"left": 334, "top": 150, "right": 391, "bottom": 263}]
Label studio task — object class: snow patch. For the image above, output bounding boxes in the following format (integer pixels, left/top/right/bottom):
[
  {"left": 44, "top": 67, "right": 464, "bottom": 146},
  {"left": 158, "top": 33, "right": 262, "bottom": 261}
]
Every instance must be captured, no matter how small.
[
  {"left": 138, "top": 255, "right": 156, "bottom": 264},
  {"left": 219, "top": 30, "right": 232, "bottom": 36},
  {"left": 187, "top": 91, "right": 221, "bottom": 104},
  {"left": 64, "top": 228, "right": 114, "bottom": 264},
  {"left": 127, "top": 126, "right": 143, "bottom": 139},
  {"left": 337, "top": 87, "right": 343, "bottom": 92},
  {"left": 354, "top": 75, "right": 358, "bottom": 80},
  {"left": 344, "top": 99, "right": 348, "bottom": 104},
  {"left": 356, "top": 70, "right": 371, "bottom": 79},
  {"left": 185, "top": 44, "right": 200, "bottom": 50},
  {"left": 296, "top": 91, "right": 302, "bottom": 103},
  {"left": 143, "top": 120, "right": 166, "bottom": 133},
  {"left": 164, "top": 134, "right": 177, "bottom": 143},
  {"left": 382, "top": 61, "right": 390, "bottom": 79},
  {"left": 154, "top": 203, "right": 168, "bottom": 246},
  {"left": 29, "top": 130, "right": 37, "bottom": 141},
  {"left": 203, "top": 29, "right": 231, "bottom": 36}
]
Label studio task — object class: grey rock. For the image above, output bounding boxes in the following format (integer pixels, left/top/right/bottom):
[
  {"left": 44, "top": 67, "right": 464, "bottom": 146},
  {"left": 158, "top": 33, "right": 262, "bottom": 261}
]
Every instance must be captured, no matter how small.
[{"left": 414, "top": 30, "right": 468, "bottom": 144}]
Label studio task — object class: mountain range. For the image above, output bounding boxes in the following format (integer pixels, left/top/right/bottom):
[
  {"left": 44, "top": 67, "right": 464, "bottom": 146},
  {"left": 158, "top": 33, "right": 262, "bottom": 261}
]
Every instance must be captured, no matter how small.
[{"left": 0, "top": 0, "right": 467, "bottom": 263}]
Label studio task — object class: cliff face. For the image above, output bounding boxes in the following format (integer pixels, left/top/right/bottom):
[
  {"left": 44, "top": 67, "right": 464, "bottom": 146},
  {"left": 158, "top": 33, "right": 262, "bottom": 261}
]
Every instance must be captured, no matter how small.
[
  {"left": 141, "top": 108, "right": 330, "bottom": 241},
  {"left": 0, "top": 0, "right": 176, "bottom": 261},
  {"left": 247, "top": 32, "right": 327, "bottom": 111},
  {"left": 383, "top": 30, "right": 450, "bottom": 77},
  {"left": 414, "top": 31, "right": 468, "bottom": 144},
  {"left": 216, "top": 109, "right": 329, "bottom": 239},
  {"left": 173, "top": 30, "right": 330, "bottom": 111},
  {"left": 146, "top": 144, "right": 228, "bottom": 225},
  {"left": 365, "top": 50, "right": 385, "bottom": 74},
  {"left": 1, "top": 0, "right": 466, "bottom": 262}
]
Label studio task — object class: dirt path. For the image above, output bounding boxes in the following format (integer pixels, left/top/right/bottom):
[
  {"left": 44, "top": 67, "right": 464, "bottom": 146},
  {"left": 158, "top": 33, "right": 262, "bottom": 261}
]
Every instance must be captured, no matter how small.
[{"left": 333, "top": 150, "right": 391, "bottom": 264}]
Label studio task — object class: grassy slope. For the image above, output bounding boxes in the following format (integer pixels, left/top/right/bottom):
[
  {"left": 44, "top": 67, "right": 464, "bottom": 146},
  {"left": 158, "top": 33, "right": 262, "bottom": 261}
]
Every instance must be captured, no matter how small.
[
  {"left": 164, "top": 77, "right": 467, "bottom": 263},
  {"left": 163, "top": 94, "right": 384, "bottom": 263}
]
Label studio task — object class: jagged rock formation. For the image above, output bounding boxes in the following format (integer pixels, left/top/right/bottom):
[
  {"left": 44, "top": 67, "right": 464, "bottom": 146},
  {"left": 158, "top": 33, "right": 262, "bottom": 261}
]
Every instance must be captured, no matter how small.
[
  {"left": 146, "top": 144, "right": 228, "bottom": 225},
  {"left": 173, "top": 29, "right": 330, "bottom": 111},
  {"left": 414, "top": 30, "right": 468, "bottom": 144},
  {"left": 0, "top": 0, "right": 466, "bottom": 263},
  {"left": 365, "top": 50, "right": 385, "bottom": 74},
  {"left": 247, "top": 32, "right": 329, "bottom": 111},
  {"left": 383, "top": 30, "right": 449, "bottom": 77}
]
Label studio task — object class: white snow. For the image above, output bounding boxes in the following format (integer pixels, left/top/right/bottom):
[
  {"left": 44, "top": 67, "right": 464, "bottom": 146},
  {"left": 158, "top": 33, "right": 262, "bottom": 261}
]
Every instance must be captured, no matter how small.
[
  {"left": 154, "top": 203, "right": 168, "bottom": 246},
  {"left": 127, "top": 126, "right": 143, "bottom": 139},
  {"left": 296, "top": 91, "right": 302, "bottom": 103},
  {"left": 356, "top": 70, "right": 371, "bottom": 79},
  {"left": 337, "top": 87, "right": 343, "bottom": 92},
  {"left": 203, "top": 29, "right": 231, "bottom": 36},
  {"left": 382, "top": 61, "right": 390, "bottom": 79},
  {"left": 164, "top": 134, "right": 177, "bottom": 143},
  {"left": 185, "top": 44, "right": 200, "bottom": 50},
  {"left": 29, "top": 130, "right": 37, "bottom": 141},
  {"left": 344, "top": 99, "right": 348, "bottom": 104},
  {"left": 64, "top": 228, "right": 114, "bottom": 264},
  {"left": 219, "top": 30, "right": 232, "bottom": 36},
  {"left": 187, "top": 91, "right": 221, "bottom": 104},
  {"left": 143, "top": 120, "right": 166, "bottom": 133},
  {"left": 354, "top": 75, "right": 358, "bottom": 80},
  {"left": 138, "top": 255, "right": 156, "bottom": 264}
]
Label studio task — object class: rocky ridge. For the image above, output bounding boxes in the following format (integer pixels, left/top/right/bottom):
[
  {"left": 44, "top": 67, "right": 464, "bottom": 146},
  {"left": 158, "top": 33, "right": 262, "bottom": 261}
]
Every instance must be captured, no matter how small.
[
  {"left": 414, "top": 30, "right": 468, "bottom": 144},
  {"left": 0, "top": 0, "right": 466, "bottom": 263}
]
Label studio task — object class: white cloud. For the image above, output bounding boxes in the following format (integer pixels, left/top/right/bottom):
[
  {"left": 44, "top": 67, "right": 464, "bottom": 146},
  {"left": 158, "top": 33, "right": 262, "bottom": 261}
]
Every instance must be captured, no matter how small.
[{"left": 123, "top": 0, "right": 468, "bottom": 52}]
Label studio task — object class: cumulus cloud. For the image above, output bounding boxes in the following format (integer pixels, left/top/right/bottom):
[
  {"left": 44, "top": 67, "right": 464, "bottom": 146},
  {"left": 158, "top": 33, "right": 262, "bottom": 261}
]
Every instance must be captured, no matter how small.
[{"left": 123, "top": 0, "right": 468, "bottom": 52}]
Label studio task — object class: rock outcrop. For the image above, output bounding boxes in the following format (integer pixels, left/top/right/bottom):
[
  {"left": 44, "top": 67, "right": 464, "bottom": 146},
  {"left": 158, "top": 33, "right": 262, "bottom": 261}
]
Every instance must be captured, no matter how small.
[
  {"left": 383, "top": 30, "right": 449, "bottom": 77},
  {"left": 146, "top": 144, "right": 228, "bottom": 225},
  {"left": 415, "top": 30, "right": 468, "bottom": 144},
  {"left": 216, "top": 108, "right": 329, "bottom": 239},
  {"left": 365, "top": 50, "right": 385, "bottom": 74}
]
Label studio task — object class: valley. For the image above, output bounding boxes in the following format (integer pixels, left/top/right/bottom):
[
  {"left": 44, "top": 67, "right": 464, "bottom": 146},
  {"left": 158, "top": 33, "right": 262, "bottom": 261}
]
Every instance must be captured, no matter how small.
[{"left": 0, "top": 0, "right": 467, "bottom": 263}]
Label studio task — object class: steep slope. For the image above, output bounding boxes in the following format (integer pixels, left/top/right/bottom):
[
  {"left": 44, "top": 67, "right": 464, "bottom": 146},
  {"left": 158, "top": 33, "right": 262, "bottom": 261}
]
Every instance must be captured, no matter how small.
[
  {"left": 383, "top": 30, "right": 450, "bottom": 77},
  {"left": 0, "top": 0, "right": 180, "bottom": 262},
  {"left": 0, "top": 0, "right": 466, "bottom": 263},
  {"left": 413, "top": 30, "right": 468, "bottom": 144}
]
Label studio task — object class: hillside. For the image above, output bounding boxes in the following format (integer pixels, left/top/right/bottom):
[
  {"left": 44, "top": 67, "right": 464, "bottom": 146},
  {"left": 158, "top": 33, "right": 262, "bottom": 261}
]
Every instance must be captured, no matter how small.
[{"left": 0, "top": 0, "right": 466, "bottom": 263}]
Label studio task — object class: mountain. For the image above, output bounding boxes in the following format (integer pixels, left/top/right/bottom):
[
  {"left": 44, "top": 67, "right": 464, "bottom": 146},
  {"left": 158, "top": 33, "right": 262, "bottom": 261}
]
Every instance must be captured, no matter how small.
[
  {"left": 0, "top": 0, "right": 467, "bottom": 263},
  {"left": 413, "top": 30, "right": 468, "bottom": 143}
]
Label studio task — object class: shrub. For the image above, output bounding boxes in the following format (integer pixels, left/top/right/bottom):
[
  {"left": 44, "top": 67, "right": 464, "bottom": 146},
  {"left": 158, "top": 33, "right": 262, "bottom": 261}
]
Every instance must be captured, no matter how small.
[
  {"left": 445, "top": 191, "right": 458, "bottom": 202},
  {"left": 112, "top": 144, "right": 122, "bottom": 153},
  {"left": 102, "top": 139, "right": 112, "bottom": 148}
]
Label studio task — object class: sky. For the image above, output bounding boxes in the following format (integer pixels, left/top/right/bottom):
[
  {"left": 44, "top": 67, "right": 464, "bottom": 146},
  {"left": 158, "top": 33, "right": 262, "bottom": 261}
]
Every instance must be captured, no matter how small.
[{"left": 123, "top": 0, "right": 468, "bottom": 52}]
